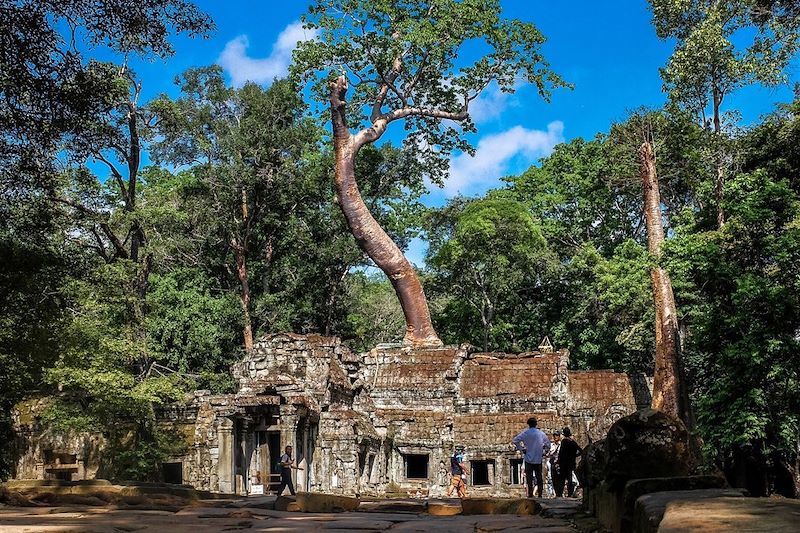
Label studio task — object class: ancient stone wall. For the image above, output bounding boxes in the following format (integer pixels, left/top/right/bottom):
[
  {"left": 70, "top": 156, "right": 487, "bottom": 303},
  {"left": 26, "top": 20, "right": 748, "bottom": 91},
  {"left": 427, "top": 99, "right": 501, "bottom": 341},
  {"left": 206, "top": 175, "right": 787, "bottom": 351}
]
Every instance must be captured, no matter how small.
[{"left": 12, "top": 333, "right": 651, "bottom": 498}]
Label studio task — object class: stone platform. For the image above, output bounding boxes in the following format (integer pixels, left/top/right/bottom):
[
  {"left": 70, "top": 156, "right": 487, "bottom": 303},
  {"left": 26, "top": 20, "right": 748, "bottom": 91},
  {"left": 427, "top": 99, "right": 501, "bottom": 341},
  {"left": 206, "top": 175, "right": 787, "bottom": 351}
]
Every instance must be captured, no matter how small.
[{"left": 0, "top": 496, "right": 585, "bottom": 532}]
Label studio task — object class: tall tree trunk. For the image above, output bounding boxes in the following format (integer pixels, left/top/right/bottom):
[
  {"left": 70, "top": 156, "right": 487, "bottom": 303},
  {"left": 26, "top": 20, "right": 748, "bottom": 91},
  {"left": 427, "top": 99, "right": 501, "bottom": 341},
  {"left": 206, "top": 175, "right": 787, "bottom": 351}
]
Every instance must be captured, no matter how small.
[
  {"left": 233, "top": 241, "right": 253, "bottom": 352},
  {"left": 329, "top": 76, "right": 441, "bottom": 347},
  {"left": 640, "top": 141, "right": 691, "bottom": 425}
]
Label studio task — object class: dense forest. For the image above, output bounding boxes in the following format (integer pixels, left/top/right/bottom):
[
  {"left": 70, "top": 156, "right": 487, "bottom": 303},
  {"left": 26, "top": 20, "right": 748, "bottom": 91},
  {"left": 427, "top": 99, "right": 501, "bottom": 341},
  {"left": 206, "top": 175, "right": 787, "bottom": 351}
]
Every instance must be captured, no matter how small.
[{"left": 1, "top": 0, "right": 798, "bottom": 496}]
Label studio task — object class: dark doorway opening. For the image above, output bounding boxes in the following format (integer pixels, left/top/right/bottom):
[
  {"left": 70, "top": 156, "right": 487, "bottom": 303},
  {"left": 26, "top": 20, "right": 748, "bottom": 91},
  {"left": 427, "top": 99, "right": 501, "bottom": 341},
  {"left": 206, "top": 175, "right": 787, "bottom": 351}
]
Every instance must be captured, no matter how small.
[
  {"left": 510, "top": 458, "right": 524, "bottom": 484},
  {"left": 471, "top": 460, "right": 493, "bottom": 486},
  {"left": 163, "top": 462, "right": 183, "bottom": 484},
  {"left": 52, "top": 470, "right": 74, "bottom": 481},
  {"left": 404, "top": 454, "right": 429, "bottom": 479},
  {"left": 267, "top": 431, "right": 281, "bottom": 493}
]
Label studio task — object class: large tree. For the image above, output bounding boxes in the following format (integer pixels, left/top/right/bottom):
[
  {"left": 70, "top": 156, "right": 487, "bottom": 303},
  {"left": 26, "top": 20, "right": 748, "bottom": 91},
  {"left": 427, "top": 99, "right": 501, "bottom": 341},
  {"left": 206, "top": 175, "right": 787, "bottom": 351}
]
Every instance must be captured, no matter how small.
[
  {"left": 0, "top": 0, "right": 212, "bottom": 201},
  {"left": 293, "top": 0, "right": 566, "bottom": 346},
  {"left": 149, "top": 68, "right": 318, "bottom": 351},
  {"left": 427, "top": 198, "right": 554, "bottom": 352},
  {"left": 649, "top": 0, "right": 799, "bottom": 227}
]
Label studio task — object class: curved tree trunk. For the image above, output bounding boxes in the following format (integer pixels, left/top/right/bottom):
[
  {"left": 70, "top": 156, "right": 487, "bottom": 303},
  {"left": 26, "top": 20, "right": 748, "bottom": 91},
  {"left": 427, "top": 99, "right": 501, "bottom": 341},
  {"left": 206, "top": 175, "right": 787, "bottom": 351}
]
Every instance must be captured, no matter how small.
[
  {"left": 330, "top": 77, "right": 441, "bottom": 347},
  {"left": 640, "top": 141, "right": 691, "bottom": 425}
]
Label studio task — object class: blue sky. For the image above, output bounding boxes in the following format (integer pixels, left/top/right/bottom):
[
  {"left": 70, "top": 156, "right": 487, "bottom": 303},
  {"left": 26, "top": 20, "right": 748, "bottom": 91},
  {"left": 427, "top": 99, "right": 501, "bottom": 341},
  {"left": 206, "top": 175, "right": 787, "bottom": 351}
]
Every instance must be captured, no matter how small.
[{"left": 114, "top": 0, "right": 799, "bottom": 265}]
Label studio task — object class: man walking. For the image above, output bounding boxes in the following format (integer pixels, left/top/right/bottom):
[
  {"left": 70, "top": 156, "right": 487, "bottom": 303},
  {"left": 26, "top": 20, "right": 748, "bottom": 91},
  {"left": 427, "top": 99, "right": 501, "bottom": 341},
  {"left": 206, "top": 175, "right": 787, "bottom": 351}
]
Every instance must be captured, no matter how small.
[
  {"left": 554, "top": 427, "right": 582, "bottom": 497},
  {"left": 446, "top": 445, "right": 469, "bottom": 498},
  {"left": 512, "top": 417, "right": 551, "bottom": 498},
  {"left": 277, "top": 445, "right": 296, "bottom": 496}
]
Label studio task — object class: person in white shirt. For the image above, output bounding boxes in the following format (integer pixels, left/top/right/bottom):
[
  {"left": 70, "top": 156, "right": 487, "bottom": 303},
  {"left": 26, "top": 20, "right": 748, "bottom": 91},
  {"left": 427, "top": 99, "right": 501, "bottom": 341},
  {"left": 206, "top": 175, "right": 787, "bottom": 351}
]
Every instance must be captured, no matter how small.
[
  {"left": 512, "top": 417, "right": 552, "bottom": 498},
  {"left": 544, "top": 430, "right": 561, "bottom": 498}
]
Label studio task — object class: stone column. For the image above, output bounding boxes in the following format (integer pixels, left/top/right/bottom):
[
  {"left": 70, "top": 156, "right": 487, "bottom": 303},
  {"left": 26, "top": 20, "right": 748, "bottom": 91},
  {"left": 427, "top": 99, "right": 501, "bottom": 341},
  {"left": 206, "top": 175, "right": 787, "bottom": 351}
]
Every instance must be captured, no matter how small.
[
  {"left": 236, "top": 423, "right": 248, "bottom": 495},
  {"left": 297, "top": 419, "right": 310, "bottom": 491},
  {"left": 216, "top": 418, "right": 234, "bottom": 494}
]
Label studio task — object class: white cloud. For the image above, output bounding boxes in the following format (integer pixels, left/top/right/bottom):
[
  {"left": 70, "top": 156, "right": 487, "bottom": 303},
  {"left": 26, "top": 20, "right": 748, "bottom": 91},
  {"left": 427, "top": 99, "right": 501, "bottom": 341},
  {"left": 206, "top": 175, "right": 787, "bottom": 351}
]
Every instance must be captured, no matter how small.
[
  {"left": 468, "top": 80, "right": 524, "bottom": 124},
  {"left": 217, "top": 22, "right": 318, "bottom": 86},
  {"left": 445, "top": 121, "right": 564, "bottom": 197}
]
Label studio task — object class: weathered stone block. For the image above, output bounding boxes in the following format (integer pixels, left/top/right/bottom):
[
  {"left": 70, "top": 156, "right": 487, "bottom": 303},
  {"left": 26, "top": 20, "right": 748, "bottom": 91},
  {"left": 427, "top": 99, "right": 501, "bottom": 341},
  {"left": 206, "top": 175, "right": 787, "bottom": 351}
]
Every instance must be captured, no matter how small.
[
  {"left": 296, "top": 492, "right": 360, "bottom": 513},
  {"left": 593, "top": 481, "right": 624, "bottom": 533},
  {"left": 579, "top": 438, "right": 607, "bottom": 513},
  {"left": 274, "top": 495, "right": 297, "bottom": 511},
  {"left": 358, "top": 499, "right": 425, "bottom": 513},
  {"left": 427, "top": 501, "right": 462, "bottom": 515},
  {"left": 460, "top": 497, "right": 540, "bottom": 515},
  {"left": 637, "top": 491, "right": 748, "bottom": 533},
  {"left": 604, "top": 409, "right": 690, "bottom": 490},
  {"left": 622, "top": 475, "right": 726, "bottom": 516}
]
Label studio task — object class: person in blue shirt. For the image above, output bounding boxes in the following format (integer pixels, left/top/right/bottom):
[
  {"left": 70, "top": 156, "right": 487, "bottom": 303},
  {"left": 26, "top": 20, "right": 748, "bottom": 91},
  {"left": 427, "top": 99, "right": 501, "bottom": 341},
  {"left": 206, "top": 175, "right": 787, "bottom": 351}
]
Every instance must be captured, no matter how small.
[
  {"left": 446, "top": 445, "right": 470, "bottom": 498},
  {"left": 512, "top": 417, "right": 552, "bottom": 498}
]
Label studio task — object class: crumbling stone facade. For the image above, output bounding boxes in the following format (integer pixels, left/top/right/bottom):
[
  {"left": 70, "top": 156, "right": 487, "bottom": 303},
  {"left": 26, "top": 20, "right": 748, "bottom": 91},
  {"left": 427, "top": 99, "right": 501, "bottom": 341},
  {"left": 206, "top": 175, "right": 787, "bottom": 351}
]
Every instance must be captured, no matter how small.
[{"left": 12, "top": 333, "right": 651, "bottom": 497}]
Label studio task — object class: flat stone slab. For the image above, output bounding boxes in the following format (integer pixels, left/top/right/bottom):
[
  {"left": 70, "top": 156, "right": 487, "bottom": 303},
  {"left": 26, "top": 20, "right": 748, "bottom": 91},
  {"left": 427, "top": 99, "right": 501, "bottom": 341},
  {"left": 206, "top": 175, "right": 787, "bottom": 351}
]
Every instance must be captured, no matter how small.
[
  {"left": 461, "top": 497, "right": 540, "bottom": 516},
  {"left": 538, "top": 498, "right": 582, "bottom": 519},
  {"left": 296, "top": 492, "right": 359, "bottom": 513},
  {"left": 658, "top": 495, "right": 800, "bottom": 532},
  {"left": 0, "top": 505, "right": 578, "bottom": 532},
  {"left": 358, "top": 498, "right": 426, "bottom": 513},
  {"left": 427, "top": 499, "right": 462, "bottom": 516},
  {"left": 633, "top": 489, "right": 746, "bottom": 533}
]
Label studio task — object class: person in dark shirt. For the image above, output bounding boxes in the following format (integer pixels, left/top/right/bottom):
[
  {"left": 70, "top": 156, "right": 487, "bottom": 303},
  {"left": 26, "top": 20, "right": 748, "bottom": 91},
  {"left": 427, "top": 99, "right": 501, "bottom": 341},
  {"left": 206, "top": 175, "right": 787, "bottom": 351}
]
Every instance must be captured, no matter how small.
[
  {"left": 277, "top": 445, "right": 296, "bottom": 496},
  {"left": 554, "top": 427, "right": 582, "bottom": 497},
  {"left": 446, "top": 446, "right": 469, "bottom": 498}
]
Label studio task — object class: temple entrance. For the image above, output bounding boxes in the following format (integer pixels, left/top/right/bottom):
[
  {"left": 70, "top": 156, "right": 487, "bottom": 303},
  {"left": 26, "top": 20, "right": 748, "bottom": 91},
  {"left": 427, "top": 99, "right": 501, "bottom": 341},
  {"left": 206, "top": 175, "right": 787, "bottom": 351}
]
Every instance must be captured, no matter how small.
[{"left": 260, "top": 431, "right": 280, "bottom": 493}]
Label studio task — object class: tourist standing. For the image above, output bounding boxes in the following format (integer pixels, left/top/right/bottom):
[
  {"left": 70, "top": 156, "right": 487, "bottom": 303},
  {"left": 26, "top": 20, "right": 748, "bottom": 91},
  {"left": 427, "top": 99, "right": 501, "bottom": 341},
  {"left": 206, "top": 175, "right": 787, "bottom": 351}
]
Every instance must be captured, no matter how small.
[
  {"left": 446, "top": 446, "right": 469, "bottom": 498},
  {"left": 277, "top": 445, "right": 296, "bottom": 496},
  {"left": 512, "top": 417, "right": 551, "bottom": 498},
  {"left": 545, "top": 430, "right": 561, "bottom": 497},
  {"left": 554, "top": 427, "right": 582, "bottom": 497}
]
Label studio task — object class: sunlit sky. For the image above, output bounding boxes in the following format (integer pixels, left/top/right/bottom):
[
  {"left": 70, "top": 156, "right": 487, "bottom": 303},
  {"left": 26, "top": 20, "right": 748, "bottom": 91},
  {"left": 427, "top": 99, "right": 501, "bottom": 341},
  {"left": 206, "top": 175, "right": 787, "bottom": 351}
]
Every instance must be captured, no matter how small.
[{"left": 103, "top": 0, "right": 799, "bottom": 266}]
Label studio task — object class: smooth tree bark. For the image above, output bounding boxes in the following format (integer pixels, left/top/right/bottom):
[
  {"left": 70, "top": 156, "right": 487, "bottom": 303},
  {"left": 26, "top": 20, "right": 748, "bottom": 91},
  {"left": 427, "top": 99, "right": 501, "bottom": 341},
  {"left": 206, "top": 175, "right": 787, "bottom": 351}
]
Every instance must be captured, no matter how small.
[
  {"left": 639, "top": 141, "right": 691, "bottom": 424},
  {"left": 329, "top": 76, "right": 468, "bottom": 347},
  {"left": 298, "top": 2, "right": 564, "bottom": 347}
]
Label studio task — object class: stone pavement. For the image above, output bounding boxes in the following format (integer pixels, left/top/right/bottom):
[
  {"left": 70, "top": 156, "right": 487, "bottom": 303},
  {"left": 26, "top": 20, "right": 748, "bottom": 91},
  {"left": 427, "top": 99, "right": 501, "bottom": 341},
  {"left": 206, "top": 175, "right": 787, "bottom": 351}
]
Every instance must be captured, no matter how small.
[
  {"left": 0, "top": 497, "right": 583, "bottom": 532},
  {"left": 657, "top": 495, "right": 800, "bottom": 533}
]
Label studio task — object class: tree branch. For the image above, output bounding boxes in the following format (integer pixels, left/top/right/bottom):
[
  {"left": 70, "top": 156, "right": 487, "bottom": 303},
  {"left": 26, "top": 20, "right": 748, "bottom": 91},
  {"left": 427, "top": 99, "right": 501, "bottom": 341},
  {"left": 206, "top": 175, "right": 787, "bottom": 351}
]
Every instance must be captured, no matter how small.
[
  {"left": 355, "top": 105, "right": 468, "bottom": 147},
  {"left": 90, "top": 225, "right": 111, "bottom": 262},
  {"left": 99, "top": 223, "right": 129, "bottom": 259},
  {"left": 93, "top": 151, "right": 128, "bottom": 199}
]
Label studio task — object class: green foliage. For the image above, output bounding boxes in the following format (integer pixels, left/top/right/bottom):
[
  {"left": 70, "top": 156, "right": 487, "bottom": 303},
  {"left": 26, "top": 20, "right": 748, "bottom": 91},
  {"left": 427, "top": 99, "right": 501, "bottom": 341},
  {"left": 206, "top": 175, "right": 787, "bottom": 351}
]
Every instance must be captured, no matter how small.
[
  {"left": 427, "top": 198, "right": 556, "bottom": 351},
  {"left": 293, "top": 0, "right": 567, "bottom": 184},
  {"left": 666, "top": 167, "right": 800, "bottom": 463},
  {"left": 502, "top": 137, "right": 642, "bottom": 256},
  {"left": 146, "top": 268, "right": 242, "bottom": 375},
  {"left": 341, "top": 272, "right": 406, "bottom": 352},
  {"left": 650, "top": 0, "right": 799, "bottom": 121},
  {"left": 108, "top": 425, "right": 189, "bottom": 482}
]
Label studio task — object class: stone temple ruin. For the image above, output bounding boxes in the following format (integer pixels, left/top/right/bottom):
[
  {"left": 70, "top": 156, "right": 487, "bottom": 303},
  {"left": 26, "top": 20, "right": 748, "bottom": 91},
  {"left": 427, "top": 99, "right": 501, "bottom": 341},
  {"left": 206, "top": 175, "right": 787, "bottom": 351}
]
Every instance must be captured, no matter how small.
[{"left": 12, "top": 333, "right": 651, "bottom": 497}]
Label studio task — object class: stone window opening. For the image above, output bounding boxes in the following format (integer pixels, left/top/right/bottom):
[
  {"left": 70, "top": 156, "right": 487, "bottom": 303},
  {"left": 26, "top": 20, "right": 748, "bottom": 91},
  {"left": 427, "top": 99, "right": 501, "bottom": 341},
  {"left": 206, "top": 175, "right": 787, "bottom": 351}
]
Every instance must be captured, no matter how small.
[
  {"left": 471, "top": 460, "right": 494, "bottom": 486},
  {"left": 404, "top": 454, "right": 429, "bottom": 480},
  {"left": 510, "top": 458, "right": 524, "bottom": 485},
  {"left": 163, "top": 462, "right": 183, "bottom": 485}
]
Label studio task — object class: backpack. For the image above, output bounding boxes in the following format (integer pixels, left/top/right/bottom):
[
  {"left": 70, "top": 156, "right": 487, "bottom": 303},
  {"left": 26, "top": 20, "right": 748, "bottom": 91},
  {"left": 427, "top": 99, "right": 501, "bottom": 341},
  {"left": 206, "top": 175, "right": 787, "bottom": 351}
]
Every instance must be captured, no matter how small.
[{"left": 450, "top": 455, "right": 463, "bottom": 475}]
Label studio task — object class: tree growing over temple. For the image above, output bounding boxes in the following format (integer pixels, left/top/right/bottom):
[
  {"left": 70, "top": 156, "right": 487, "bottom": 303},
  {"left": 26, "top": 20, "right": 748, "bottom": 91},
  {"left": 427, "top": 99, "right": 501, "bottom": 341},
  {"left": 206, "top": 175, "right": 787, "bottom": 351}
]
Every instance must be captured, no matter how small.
[{"left": 292, "top": 0, "right": 566, "bottom": 346}]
